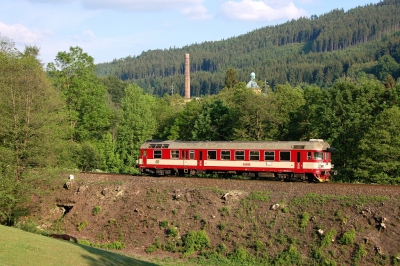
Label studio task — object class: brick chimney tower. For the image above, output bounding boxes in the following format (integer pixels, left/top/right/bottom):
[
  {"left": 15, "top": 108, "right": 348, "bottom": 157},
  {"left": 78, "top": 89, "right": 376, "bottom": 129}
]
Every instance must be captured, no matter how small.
[{"left": 184, "top": 53, "right": 190, "bottom": 99}]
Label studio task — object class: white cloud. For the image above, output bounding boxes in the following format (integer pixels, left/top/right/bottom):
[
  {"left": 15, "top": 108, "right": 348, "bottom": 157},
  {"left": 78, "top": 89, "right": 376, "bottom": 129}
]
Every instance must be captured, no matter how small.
[
  {"left": 218, "top": 0, "right": 308, "bottom": 22},
  {"left": 81, "top": 0, "right": 205, "bottom": 12},
  {"left": 26, "top": 0, "right": 73, "bottom": 3},
  {"left": 83, "top": 29, "right": 95, "bottom": 38},
  {"left": 180, "top": 4, "right": 212, "bottom": 20},
  {"left": 72, "top": 29, "right": 96, "bottom": 42},
  {"left": 0, "top": 22, "right": 42, "bottom": 44},
  {"left": 26, "top": 0, "right": 210, "bottom": 19},
  {"left": 295, "top": 0, "right": 319, "bottom": 4}
]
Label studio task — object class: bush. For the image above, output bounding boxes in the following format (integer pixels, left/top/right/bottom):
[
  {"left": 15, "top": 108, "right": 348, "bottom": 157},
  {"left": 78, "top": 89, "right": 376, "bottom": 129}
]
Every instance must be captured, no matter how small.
[
  {"left": 321, "top": 229, "right": 337, "bottom": 248},
  {"left": 281, "top": 207, "right": 289, "bottom": 213},
  {"left": 300, "top": 212, "right": 310, "bottom": 228},
  {"left": 159, "top": 220, "right": 169, "bottom": 228},
  {"left": 15, "top": 220, "right": 44, "bottom": 235},
  {"left": 182, "top": 230, "right": 210, "bottom": 253},
  {"left": 272, "top": 245, "right": 303, "bottom": 265},
  {"left": 145, "top": 244, "right": 158, "bottom": 253},
  {"left": 228, "top": 246, "right": 253, "bottom": 263},
  {"left": 339, "top": 229, "right": 356, "bottom": 245},
  {"left": 354, "top": 244, "right": 367, "bottom": 262},
  {"left": 92, "top": 206, "right": 101, "bottom": 215},
  {"left": 77, "top": 142, "right": 102, "bottom": 172},
  {"left": 167, "top": 226, "right": 178, "bottom": 237},
  {"left": 218, "top": 222, "right": 226, "bottom": 231},
  {"left": 77, "top": 220, "right": 88, "bottom": 231},
  {"left": 101, "top": 241, "right": 125, "bottom": 250}
]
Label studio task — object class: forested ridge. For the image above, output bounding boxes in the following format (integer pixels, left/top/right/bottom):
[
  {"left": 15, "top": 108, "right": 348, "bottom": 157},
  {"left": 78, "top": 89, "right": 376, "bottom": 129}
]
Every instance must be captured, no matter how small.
[{"left": 97, "top": 0, "right": 400, "bottom": 96}]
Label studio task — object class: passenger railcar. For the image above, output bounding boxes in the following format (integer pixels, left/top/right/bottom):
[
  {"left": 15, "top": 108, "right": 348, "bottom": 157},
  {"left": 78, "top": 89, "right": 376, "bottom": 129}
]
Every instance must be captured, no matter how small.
[{"left": 138, "top": 139, "right": 335, "bottom": 182}]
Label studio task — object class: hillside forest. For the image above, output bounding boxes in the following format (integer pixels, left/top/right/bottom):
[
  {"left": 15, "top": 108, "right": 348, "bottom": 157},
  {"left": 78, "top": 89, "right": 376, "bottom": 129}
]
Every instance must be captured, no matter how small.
[
  {"left": 1, "top": 0, "right": 400, "bottom": 225},
  {"left": 97, "top": 0, "right": 400, "bottom": 97}
]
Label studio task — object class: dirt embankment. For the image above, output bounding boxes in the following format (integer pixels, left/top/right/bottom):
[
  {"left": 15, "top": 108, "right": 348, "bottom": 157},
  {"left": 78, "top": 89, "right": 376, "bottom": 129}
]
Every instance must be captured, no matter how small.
[{"left": 31, "top": 173, "right": 400, "bottom": 265}]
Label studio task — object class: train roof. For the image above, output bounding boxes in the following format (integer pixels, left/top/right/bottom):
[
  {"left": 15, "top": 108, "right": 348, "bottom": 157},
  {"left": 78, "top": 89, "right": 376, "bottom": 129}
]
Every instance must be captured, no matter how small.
[{"left": 140, "top": 139, "right": 331, "bottom": 150}]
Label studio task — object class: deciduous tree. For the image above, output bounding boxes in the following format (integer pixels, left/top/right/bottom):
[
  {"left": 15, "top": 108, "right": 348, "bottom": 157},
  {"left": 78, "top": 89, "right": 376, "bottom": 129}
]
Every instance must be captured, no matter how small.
[
  {"left": 47, "top": 46, "right": 112, "bottom": 142},
  {"left": 117, "top": 84, "right": 157, "bottom": 173},
  {"left": 355, "top": 106, "right": 400, "bottom": 184}
]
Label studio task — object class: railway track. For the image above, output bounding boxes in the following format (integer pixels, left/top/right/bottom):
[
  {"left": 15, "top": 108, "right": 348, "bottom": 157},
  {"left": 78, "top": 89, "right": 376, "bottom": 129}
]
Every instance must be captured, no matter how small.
[{"left": 79, "top": 172, "right": 400, "bottom": 195}]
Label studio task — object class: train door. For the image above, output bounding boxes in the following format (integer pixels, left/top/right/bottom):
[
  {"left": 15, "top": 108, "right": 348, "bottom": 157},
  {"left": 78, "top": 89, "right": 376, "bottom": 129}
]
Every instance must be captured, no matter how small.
[
  {"left": 296, "top": 151, "right": 302, "bottom": 171},
  {"left": 142, "top": 150, "right": 147, "bottom": 165},
  {"left": 198, "top": 151, "right": 204, "bottom": 167},
  {"left": 183, "top": 150, "right": 188, "bottom": 167}
]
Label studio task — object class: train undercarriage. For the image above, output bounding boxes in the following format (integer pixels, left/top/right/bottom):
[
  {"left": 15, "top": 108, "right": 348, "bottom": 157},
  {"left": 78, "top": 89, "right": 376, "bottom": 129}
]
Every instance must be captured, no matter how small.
[{"left": 141, "top": 168, "right": 330, "bottom": 182}]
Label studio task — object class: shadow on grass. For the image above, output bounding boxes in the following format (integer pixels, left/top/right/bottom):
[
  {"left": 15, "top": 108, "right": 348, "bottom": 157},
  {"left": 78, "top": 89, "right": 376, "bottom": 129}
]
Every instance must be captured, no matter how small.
[{"left": 77, "top": 244, "right": 159, "bottom": 266}]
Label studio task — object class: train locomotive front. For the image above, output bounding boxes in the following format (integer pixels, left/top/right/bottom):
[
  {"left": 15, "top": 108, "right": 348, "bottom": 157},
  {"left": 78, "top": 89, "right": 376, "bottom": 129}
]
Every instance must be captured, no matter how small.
[{"left": 138, "top": 139, "right": 335, "bottom": 182}]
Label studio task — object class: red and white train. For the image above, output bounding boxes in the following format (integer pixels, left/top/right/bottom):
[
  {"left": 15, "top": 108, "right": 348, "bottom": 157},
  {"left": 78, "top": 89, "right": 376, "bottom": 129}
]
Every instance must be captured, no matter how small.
[{"left": 138, "top": 139, "right": 335, "bottom": 182}]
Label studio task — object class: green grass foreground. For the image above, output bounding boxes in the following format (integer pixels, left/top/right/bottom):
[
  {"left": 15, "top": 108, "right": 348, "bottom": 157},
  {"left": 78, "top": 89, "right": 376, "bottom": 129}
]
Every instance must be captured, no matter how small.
[{"left": 0, "top": 225, "right": 158, "bottom": 266}]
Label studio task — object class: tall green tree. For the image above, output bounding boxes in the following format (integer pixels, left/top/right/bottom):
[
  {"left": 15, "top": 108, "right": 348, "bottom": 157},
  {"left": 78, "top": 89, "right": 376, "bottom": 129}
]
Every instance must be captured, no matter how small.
[
  {"left": 375, "top": 54, "right": 399, "bottom": 81},
  {"left": 192, "top": 98, "right": 235, "bottom": 141},
  {"left": 219, "top": 83, "right": 272, "bottom": 140},
  {"left": 268, "top": 84, "right": 305, "bottom": 140},
  {"left": 165, "top": 99, "right": 202, "bottom": 140},
  {"left": 117, "top": 84, "right": 157, "bottom": 173},
  {"left": 317, "top": 78, "right": 385, "bottom": 181},
  {"left": 153, "top": 93, "right": 186, "bottom": 140},
  {"left": 47, "top": 46, "right": 112, "bottom": 142},
  {"left": 0, "top": 40, "right": 65, "bottom": 224},
  {"left": 355, "top": 106, "right": 400, "bottom": 184},
  {"left": 0, "top": 44, "right": 65, "bottom": 180},
  {"left": 286, "top": 85, "right": 327, "bottom": 140},
  {"left": 224, "top": 67, "right": 239, "bottom": 89}
]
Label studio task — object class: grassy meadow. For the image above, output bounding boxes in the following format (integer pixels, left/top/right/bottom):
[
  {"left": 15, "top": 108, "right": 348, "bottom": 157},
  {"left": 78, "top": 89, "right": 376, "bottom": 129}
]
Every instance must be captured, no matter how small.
[{"left": 0, "top": 225, "right": 157, "bottom": 266}]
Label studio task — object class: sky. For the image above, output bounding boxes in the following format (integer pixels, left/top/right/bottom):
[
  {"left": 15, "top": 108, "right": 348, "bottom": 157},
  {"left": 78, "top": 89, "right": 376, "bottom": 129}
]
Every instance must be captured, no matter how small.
[{"left": 0, "top": 0, "right": 381, "bottom": 65}]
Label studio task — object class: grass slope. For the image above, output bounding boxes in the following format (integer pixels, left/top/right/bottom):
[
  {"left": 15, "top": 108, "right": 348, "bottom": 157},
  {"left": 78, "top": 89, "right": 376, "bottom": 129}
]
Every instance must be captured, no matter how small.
[{"left": 0, "top": 225, "right": 157, "bottom": 266}]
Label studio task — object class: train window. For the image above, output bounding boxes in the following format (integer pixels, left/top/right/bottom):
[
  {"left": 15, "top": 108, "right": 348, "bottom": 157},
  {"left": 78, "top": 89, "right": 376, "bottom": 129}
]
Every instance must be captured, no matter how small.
[
  {"left": 307, "top": 152, "right": 311, "bottom": 160},
  {"left": 221, "top": 150, "right": 230, "bottom": 160},
  {"left": 280, "top": 151, "right": 290, "bottom": 161},
  {"left": 155, "top": 144, "right": 162, "bottom": 148},
  {"left": 171, "top": 150, "right": 180, "bottom": 159},
  {"left": 235, "top": 151, "right": 245, "bottom": 160},
  {"left": 154, "top": 150, "right": 162, "bottom": 158},
  {"left": 143, "top": 150, "right": 147, "bottom": 156},
  {"left": 250, "top": 151, "right": 259, "bottom": 160},
  {"left": 313, "top": 152, "right": 323, "bottom": 160},
  {"left": 162, "top": 144, "right": 169, "bottom": 148},
  {"left": 264, "top": 151, "right": 275, "bottom": 161},
  {"left": 149, "top": 144, "right": 156, "bottom": 148},
  {"left": 190, "top": 150, "right": 195, "bottom": 160},
  {"left": 208, "top": 150, "right": 217, "bottom": 160}
]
